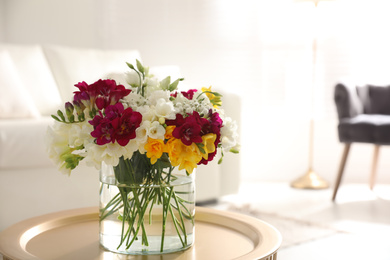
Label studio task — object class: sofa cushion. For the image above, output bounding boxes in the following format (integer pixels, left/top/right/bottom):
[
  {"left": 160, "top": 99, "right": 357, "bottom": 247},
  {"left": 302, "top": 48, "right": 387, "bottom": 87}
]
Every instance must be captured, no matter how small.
[
  {"left": 0, "top": 44, "right": 62, "bottom": 116},
  {"left": 43, "top": 45, "right": 142, "bottom": 103},
  {"left": 0, "top": 50, "right": 40, "bottom": 119},
  {"left": 0, "top": 117, "right": 54, "bottom": 168}
]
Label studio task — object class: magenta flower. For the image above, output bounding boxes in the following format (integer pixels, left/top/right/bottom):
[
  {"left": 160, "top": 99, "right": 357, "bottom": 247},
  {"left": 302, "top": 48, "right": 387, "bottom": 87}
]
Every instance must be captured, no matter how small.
[
  {"left": 89, "top": 115, "right": 115, "bottom": 145},
  {"left": 166, "top": 114, "right": 185, "bottom": 127},
  {"left": 198, "top": 150, "right": 217, "bottom": 165},
  {"left": 73, "top": 79, "right": 131, "bottom": 111},
  {"left": 89, "top": 103, "right": 142, "bottom": 146},
  {"left": 168, "top": 112, "right": 204, "bottom": 146},
  {"left": 114, "top": 106, "right": 142, "bottom": 146},
  {"left": 208, "top": 110, "right": 223, "bottom": 137},
  {"left": 171, "top": 89, "right": 198, "bottom": 100}
]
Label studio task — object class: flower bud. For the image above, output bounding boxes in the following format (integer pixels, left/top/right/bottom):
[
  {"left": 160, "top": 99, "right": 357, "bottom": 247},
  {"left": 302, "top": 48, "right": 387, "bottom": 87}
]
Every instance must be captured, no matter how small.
[
  {"left": 65, "top": 102, "right": 74, "bottom": 115},
  {"left": 159, "top": 117, "right": 165, "bottom": 125}
]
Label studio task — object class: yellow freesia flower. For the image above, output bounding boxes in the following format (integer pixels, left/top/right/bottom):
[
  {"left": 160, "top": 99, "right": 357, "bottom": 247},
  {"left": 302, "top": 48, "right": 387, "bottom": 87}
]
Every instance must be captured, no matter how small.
[
  {"left": 178, "top": 142, "right": 203, "bottom": 174},
  {"left": 164, "top": 125, "right": 175, "bottom": 140},
  {"left": 164, "top": 138, "right": 182, "bottom": 167},
  {"left": 165, "top": 138, "right": 202, "bottom": 174},
  {"left": 200, "top": 133, "right": 217, "bottom": 160},
  {"left": 144, "top": 138, "right": 165, "bottom": 164}
]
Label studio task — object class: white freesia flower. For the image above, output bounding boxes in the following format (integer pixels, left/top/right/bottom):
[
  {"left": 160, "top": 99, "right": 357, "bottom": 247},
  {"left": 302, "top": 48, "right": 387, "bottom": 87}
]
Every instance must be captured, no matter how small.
[
  {"left": 68, "top": 121, "right": 94, "bottom": 147},
  {"left": 148, "top": 90, "right": 170, "bottom": 106},
  {"left": 147, "top": 121, "right": 166, "bottom": 140},
  {"left": 135, "top": 121, "right": 149, "bottom": 144},
  {"left": 83, "top": 143, "right": 105, "bottom": 170},
  {"left": 220, "top": 116, "right": 239, "bottom": 152},
  {"left": 137, "top": 105, "right": 156, "bottom": 122},
  {"left": 84, "top": 142, "right": 138, "bottom": 169},
  {"left": 155, "top": 98, "right": 175, "bottom": 119},
  {"left": 122, "top": 140, "right": 139, "bottom": 160},
  {"left": 45, "top": 122, "right": 70, "bottom": 163},
  {"left": 45, "top": 122, "right": 76, "bottom": 175}
]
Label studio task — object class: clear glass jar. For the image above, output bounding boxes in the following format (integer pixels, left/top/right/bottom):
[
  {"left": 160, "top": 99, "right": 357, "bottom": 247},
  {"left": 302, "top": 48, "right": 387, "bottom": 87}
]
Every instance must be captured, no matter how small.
[{"left": 99, "top": 160, "right": 195, "bottom": 255}]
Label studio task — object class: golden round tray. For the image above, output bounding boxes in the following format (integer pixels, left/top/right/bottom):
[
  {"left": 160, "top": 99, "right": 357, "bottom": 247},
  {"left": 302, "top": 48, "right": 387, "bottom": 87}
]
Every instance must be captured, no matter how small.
[{"left": 0, "top": 207, "right": 281, "bottom": 260}]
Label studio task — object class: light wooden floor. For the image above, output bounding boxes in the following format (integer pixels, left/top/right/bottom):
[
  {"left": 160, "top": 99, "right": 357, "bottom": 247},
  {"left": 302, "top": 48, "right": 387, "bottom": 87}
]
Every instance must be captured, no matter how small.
[{"left": 207, "top": 182, "right": 390, "bottom": 260}]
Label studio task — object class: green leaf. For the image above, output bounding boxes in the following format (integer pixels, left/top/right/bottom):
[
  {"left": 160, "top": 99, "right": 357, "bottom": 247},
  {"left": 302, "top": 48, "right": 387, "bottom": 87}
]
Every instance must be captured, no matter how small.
[
  {"left": 160, "top": 76, "right": 171, "bottom": 90},
  {"left": 196, "top": 143, "right": 206, "bottom": 155},
  {"left": 169, "top": 78, "right": 184, "bottom": 91}
]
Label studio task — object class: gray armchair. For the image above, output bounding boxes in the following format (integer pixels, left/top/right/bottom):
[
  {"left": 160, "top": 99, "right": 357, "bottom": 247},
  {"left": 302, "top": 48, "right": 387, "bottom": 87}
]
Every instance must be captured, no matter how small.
[{"left": 333, "top": 81, "right": 390, "bottom": 201}]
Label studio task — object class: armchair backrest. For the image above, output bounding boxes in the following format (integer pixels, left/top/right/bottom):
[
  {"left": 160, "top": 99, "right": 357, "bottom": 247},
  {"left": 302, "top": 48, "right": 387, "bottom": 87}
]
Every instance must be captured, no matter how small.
[
  {"left": 362, "top": 85, "right": 390, "bottom": 115},
  {"left": 335, "top": 82, "right": 390, "bottom": 119},
  {"left": 334, "top": 82, "right": 363, "bottom": 119}
]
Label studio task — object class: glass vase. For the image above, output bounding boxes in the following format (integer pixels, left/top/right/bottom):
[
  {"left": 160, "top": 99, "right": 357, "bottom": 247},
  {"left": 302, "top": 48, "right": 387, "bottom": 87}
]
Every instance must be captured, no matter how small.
[{"left": 99, "top": 158, "right": 195, "bottom": 255}]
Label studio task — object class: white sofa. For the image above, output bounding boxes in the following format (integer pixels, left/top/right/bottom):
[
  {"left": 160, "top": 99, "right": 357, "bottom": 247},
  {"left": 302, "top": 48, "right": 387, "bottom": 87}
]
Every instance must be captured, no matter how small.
[{"left": 0, "top": 44, "right": 240, "bottom": 232}]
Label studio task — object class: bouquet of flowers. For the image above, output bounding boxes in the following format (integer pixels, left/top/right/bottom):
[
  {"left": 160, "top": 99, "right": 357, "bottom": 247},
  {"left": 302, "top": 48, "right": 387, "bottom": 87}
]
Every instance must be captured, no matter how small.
[{"left": 46, "top": 60, "right": 239, "bottom": 254}]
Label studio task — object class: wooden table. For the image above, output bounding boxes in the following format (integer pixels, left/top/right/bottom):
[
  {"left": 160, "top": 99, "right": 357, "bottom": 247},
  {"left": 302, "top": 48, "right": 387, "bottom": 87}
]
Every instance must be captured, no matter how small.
[{"left": 0, "top": 207, "right": 282, "bottom": 260}]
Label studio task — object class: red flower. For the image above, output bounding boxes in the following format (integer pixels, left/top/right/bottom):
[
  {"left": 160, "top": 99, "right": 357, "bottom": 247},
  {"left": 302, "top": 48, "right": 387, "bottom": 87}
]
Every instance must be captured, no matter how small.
[
  {"left": 89, "top": 103, "right": 142, "bottom": 146},
  {"left": 171, "top": 89, "right": 198, "bottom": 100},
  {"left": 89, "top": 116, "right": 115, "bottom": 145},
  {"left": 166, "top": 114, "right": 185, "bottom": 127},
  {"left": 115, "top": 106, "right": 142, "bottom": 146},
  {"left": 208, "top": 110, "right": 223, "bottom": 138},
  {"left": 166, "top": 111, "right": 222, "bottom": 148},
  {"left": 74, "top": 79, "right": 131, "bottom": 111},
  {"left": 168, "top": 112, "right": 203, "bottom": 146},
  {"left": 198, "top": 150, "right": 217, "bottom": 165}
]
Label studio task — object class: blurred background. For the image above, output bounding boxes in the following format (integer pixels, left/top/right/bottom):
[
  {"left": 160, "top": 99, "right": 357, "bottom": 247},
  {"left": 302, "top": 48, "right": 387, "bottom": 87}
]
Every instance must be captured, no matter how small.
[{"left": 2, "top": 0, "right": 390, "bottom": 185}]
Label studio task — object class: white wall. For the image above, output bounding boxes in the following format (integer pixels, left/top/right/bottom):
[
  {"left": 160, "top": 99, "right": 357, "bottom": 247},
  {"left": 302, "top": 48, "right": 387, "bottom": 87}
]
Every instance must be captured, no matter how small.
[
  {"left": 3, "top": 0, "right": 390, "bottom": 185},
  {"left": 3, "top": 0, "right": 101, "bottom": 47}
]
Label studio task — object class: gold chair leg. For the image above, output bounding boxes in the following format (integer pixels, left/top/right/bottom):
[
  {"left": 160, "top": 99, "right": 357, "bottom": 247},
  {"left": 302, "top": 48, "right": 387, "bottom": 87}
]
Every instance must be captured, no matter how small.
[
  {"left": 332, "top": 143, "right": 351, "bottom": 201},
  {"left": 370, "top": 145, "right": 380, "bottom": 190}
]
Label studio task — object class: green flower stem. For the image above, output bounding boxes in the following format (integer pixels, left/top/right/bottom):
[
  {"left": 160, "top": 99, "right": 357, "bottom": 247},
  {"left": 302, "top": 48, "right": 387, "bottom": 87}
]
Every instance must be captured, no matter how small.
[
  {"left": 117, "top": 187, "right": 131, "bottom": 249},
  {"left": 160, "top": 186, "right": 174, "bottom": 252},
  {"left": 172, "top": 191, "right": 187, "bottom": 244},
  {"left": 167, "top": 198, "right": 186, "bottom": 248},
  {"left": 125, "top": 187, "right": 147, "bottom": 249},
  {"left": 100, "top": 156, "right": 195, "bottom": 253},
  {"left": 100, "top": 192, "right": 123, "bottom": 221}
]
